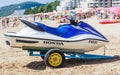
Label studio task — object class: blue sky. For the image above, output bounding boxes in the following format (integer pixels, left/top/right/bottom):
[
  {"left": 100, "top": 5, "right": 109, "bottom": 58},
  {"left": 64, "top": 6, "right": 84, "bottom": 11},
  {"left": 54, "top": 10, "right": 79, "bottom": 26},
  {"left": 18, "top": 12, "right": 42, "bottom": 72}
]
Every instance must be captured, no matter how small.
[{"left": 0, "top": 0, "right": 55, "bottom": 7}]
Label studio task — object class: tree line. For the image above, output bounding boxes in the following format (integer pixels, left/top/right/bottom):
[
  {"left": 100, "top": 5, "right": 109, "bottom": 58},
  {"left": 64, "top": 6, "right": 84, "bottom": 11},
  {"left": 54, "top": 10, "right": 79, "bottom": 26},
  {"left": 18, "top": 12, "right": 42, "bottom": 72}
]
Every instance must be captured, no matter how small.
[{"left": 24, "top": 0, "right": 60, "bottom": 15}]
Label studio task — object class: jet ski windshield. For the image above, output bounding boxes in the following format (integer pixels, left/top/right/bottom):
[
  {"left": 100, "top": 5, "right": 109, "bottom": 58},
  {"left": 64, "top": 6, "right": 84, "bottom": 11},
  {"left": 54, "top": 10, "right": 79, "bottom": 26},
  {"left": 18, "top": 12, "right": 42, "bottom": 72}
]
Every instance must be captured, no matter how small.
[{"left": 78, "top": 21, "right": 107, "bottom": 40}]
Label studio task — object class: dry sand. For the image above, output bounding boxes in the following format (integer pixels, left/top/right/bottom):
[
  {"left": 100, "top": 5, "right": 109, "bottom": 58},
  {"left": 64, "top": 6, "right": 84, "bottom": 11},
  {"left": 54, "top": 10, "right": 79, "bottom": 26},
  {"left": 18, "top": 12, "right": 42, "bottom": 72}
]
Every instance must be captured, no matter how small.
[{"left": 0, "top": 16, "right": 120, "bottom": 75}]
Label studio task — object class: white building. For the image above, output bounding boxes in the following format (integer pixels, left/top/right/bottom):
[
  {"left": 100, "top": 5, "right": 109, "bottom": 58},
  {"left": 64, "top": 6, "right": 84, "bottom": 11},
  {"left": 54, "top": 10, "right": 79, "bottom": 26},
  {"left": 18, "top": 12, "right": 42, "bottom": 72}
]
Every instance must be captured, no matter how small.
[
  {"left": 56, "top": 0, "right": 120, "bottom": 11},
  {"left": 11, "top": 10, "right": 25, "bottom": 16},
  {"left": 56, "top": 0, "right": 77, "bottom": 11},
  {"left": 86, "top": 0, "right": 112, "bottom": 8},
  {"left": 112, "top": 0, "right": 120, "bottom": 7},
  {"left": 88, "top": 0, "right": 120, "bottom": 8},
  {"left": 56, "top": 0, "right": 96, "bottom": 11},
  {"left": 78, "top": 0, "right": 93, "bottom": 8}
]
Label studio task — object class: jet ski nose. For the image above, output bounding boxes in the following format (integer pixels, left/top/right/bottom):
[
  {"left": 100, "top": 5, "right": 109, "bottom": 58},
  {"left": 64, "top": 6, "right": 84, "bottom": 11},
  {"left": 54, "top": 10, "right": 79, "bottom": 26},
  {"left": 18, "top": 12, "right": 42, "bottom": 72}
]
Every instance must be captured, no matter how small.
[
  {"left": 102, "top": 38, "right": 109, "bottom": 43},
  {"left": 105, "top": 40, "right": 109, "bottom": 42}
]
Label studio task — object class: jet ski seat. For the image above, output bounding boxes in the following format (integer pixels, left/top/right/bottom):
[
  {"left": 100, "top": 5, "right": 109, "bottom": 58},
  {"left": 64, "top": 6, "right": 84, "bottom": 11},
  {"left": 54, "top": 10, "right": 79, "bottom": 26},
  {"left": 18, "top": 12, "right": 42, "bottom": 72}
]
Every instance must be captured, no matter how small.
[{"left": 35, "top": 22, "right": 90, "bottom": 38}]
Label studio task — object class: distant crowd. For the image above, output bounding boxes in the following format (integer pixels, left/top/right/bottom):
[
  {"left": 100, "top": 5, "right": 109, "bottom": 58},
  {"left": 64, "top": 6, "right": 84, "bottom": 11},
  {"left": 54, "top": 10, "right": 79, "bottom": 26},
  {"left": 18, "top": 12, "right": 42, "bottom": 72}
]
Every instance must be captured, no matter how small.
[
  {"left": 1, "top": 8, "right": 120, "bottom": 29},
  {"left": 1, "top": 17, "right": 20, "bottom": 29},
  {"left": 32, "top": 10, "right": 95, "bottom": 24},
  {"left": 95, "top": 9, "right": 120, "bottom": 20}
]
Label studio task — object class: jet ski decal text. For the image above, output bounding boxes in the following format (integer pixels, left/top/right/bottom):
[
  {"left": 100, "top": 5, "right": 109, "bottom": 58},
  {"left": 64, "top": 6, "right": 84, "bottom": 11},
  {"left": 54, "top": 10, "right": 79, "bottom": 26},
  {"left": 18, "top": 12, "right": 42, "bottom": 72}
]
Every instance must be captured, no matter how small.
[
  {"left": 43, "top": 41, "right": 64, "bottom": 45},
  {"left": 89, "top": 40, "right": 98, "bottom": 44}
]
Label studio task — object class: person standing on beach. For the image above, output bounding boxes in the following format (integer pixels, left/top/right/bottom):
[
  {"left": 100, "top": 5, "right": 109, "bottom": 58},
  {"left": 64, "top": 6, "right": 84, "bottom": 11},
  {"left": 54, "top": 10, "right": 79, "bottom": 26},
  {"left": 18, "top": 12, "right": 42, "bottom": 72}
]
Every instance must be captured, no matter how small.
[
  {"left": 40, "top": 15, "right": 43, "bottom": 21},
  {"left": 6, "top": 18, "right": 10, "bottom": 27},
  {"left": 2, "top": 19, "right": 6, "bottom": 29},
  {"left": 13, "top": 17, "right": 18, "bottom": 27}
]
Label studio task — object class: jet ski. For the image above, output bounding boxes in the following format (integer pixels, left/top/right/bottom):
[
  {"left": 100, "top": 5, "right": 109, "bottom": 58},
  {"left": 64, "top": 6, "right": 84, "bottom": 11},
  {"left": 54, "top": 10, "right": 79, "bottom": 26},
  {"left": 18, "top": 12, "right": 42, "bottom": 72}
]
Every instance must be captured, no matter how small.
[{"left": 4, "top": 19, "right": 109, "bottom": 53}]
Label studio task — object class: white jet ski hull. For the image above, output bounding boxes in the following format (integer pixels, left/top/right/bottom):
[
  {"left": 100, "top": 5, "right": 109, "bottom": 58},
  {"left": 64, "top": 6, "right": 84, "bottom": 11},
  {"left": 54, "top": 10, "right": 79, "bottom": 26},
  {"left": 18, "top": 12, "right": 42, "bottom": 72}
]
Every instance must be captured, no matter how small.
[
  {"left": 4, "top": 32, "right": 108, "bottom": 53},
  {"left": 4, "top": 19, "right": 109, "bottom": 53}
]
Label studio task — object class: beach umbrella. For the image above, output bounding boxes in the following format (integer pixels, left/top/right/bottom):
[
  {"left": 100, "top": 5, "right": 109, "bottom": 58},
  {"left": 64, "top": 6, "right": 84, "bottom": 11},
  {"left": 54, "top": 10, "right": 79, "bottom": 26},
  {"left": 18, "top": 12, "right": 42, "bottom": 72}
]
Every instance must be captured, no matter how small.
[
  {"left": 75, "top": 8, "right": 82, "bottom": 13},
  {"left": 61, "top": 10, "right": 69, "bottom": 15},
  {"left": 70, "top": 10, "right": 75, "bottom": 15},
  {"left": 96, "top": 7, "right": 105, "bottom": 11},
  {"left": 109, "top": 7, "right": 120, "bottom": 15}
]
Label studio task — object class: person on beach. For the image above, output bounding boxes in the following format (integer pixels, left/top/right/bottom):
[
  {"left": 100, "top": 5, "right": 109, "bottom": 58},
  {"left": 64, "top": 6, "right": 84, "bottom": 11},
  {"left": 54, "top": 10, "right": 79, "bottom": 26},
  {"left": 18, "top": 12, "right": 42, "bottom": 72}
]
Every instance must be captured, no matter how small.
[
  {"left": 13, "top": 17, "right": 18, "bottom": 27},
  {"left": 2, "top": 19, "right": 6, "bottom": 29},
  {"left": 6, "top": 18, "right": 10, "bottom": 27},
  {"left": 40, "top": 15, "right": 43, "bottom": 21}
]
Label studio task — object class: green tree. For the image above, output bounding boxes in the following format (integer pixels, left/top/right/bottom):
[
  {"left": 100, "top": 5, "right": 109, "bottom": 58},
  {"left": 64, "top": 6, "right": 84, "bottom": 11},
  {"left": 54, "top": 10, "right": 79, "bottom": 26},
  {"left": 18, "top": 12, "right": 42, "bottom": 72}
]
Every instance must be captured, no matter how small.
[{"left": 24, "top": 0, "right": 60, "bottom": 15}]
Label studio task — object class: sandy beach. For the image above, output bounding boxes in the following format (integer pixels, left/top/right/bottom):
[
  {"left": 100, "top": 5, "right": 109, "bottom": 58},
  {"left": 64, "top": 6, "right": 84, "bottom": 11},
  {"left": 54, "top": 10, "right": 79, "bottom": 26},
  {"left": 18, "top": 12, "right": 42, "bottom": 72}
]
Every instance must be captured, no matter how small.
[{"left": 0, "top": 16, "right": 120, "bottom": 75}]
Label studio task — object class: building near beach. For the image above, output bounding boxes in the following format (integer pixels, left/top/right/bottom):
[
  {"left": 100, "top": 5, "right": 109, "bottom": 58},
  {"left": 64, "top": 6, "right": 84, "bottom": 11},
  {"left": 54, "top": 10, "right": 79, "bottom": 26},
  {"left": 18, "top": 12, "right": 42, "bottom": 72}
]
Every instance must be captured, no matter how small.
[
  {"left": 56, "top": 0, "right": 120, "bottom": 11},
  {"left": 9, "top": 10, "right": 25, "bottom": 17},
  {"left": 57, "top": 0, "right": 87, "bottom": 11},
  {"left": 57, "top": 0, "right": 78, "bottom": 11},
  {"left": 88, "top": 0, "right": 112, "bottom": 8},
  {"left": 112, "top": 0, "right": 120, "bottom": 7},
  {"left": 78, "top": 0, "right": 93, "bottom": 8},
  {"left": 82, "top": 0, "right": 120, "bottom": 8}
]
